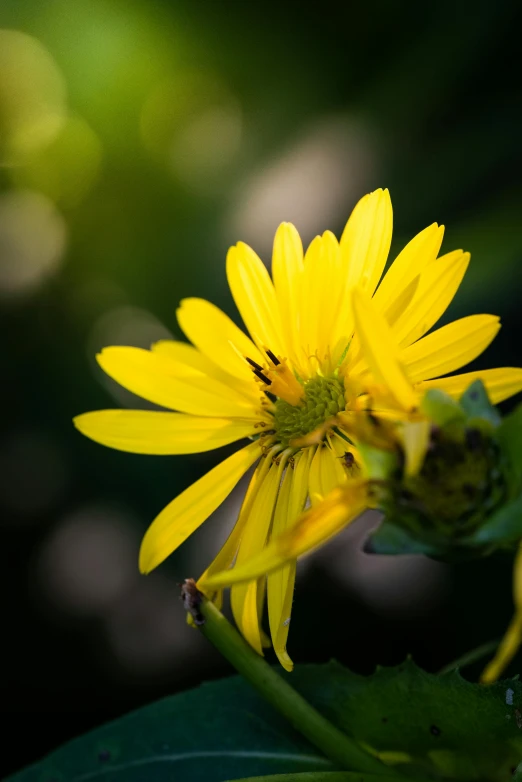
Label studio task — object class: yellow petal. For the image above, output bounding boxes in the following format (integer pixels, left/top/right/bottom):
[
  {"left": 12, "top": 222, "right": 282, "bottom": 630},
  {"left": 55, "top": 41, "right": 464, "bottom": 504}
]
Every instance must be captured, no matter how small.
[
  {"left": 340, "top": 188, "right": 393, "bottom": 298},
  {"left": 481, "top": 614, "right": 522, "bottom": 683},
  {"left": 226, "top": 242, "right": 285, "bottom": 357},
  {"left": 267, "top": 450, "right": 312, "bottom": 670},
  {"left": 152, "top": 338, "right": 260, "bottom": 407},
  {"left": 416, "top": 367, "right": 522, "bottom": 405},
  {"left": 198, "top": 458, "right": 271, "bottom": 610},
  {"left": 176, "top": 298, "right": 264, "bottom": 383},
  {"left": 74, "top": 410, "right": 258, "bottom": 454},
  {"left": 392, "top": 250, "right": 470, "bottom": 347},
  {"left": 267, "top": 466, "right": 293, "bottom": 668},
  {"left": 300, "top": 231, "right": 343, "bottom": 373},
  {"left": 481, "top": 544, "right": 522, "bottom": 683},
  {"left": 372, "top": 223, "right": 444, "bottom": 313},
  {"left": 139, "top": 440, "right": 262, "bottom": 573},
  {"left": 206, "top": 480, "right": 368, "bottom": 586},
  {"left": 97, "top": 346, "right": 259, "bottom": 418},
  {"left": 231, "top": 454, "right": 287, "bottom": 653},
  {"left": 151, "top": 339, "right": 223, "bottom": 377},
  {"left": 352, "top": 287, "right": 418, "bottom": 411},
  {"left": 308, "top": 443, "right": 347, "bottom": 505},
  {"left": 401, "top": 315, "right": 501, "bottom": 383},
  {"left": 271, "top": 222, "right": 304, "bottom": 369},
  {"left": 398, "top": 420, "right": 431, "bottom": 476}
]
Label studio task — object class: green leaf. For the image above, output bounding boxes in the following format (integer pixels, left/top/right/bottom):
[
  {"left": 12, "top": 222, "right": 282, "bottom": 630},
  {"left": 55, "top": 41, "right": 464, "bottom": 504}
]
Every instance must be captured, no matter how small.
[
  {"left": 7, "top": 661, "right": 522, "bottom": 782},
  {"left": 225, "top": 774, "right": 408, "bottom": 782},
  {"left": 291, "top": 660, "right": 522, "bottom": 779},
  {"left": 6, "top": 677, "right": 334, "bottom": 782}
]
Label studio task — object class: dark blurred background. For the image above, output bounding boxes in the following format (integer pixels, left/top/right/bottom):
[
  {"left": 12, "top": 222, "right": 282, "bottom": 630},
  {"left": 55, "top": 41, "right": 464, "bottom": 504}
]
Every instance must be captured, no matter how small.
[{"left": 1, "top": 0, "right": 522, "bottom": 776}]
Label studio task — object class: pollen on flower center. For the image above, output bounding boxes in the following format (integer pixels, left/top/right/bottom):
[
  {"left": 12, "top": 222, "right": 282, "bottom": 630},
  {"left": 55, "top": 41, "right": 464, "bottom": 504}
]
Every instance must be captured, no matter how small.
[{"left": 273, "top": 375, "right": 346, "bottom": 448}]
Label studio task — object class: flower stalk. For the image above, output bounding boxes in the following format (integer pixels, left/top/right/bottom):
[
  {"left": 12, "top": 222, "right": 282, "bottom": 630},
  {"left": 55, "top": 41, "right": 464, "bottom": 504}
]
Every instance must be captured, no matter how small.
[{"left": 196, "top": 592, "right": 403, "bottom": 777}]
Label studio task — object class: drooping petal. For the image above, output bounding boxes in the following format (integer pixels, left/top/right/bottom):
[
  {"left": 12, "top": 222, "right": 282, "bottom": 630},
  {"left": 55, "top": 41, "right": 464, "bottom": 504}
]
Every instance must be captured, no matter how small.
[
  {"left": 198, "top": 456, "right": 271, "bottom": 610},
  {"left": 401, "top": 315, "right": 501, "bottom": 383},
  {"left": 352, "top": 287, "right": 418, "bottom": 412},
  {"left": 481, "top": 543, "right": 522, "bottom": 683},
  {"left": 226, "top": 242, "right": 285, "bottom": 356},
  {"left": 97, "top": 346, "right": 259, "bottom": 418},
  {"left": 231, "top": 454, "right": 288, "bottom": 654},
  {"left": 392, "top": 250, "right": 470, "bottom": 347},
  {"left": 308, "top": 443, "right": 347, "bottom": 505},
  {"left": 267, "top": 466, "right": 293, "bottom": 670},
  {"left": 267, "top": 449, "right": 312, "bottom": 670},
  {"left": 481, "top": 614, "right": 522, "bottom": 684},
  {"left": 74, "top": 410, "right": 258, "bottom": 454},
  {"left": 205, "top": 481, "right": 368, "bottom": 587},
  {"left": 340, "top": 188, "right": 393, "bottom": 298},
  {"left": 271, "top": 222, "right": 304, "bottom": 369},
  {"left": 416, "top": 367, "right": 522, "bottom": 405},
  {"left": 176, "top": 298, "right": 264, "bottom": 383},
  {"left": 139, "top": 441, "right": 262, "bottom": 574},
  {"left": 372, "top": 223, "right": 444, "bottom": 313}
]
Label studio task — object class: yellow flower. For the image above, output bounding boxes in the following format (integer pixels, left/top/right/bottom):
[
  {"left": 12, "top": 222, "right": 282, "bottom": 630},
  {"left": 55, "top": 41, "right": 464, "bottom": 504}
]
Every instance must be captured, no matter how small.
[{"left": 74, "top": 188, "right": 522, "bottom": 670}]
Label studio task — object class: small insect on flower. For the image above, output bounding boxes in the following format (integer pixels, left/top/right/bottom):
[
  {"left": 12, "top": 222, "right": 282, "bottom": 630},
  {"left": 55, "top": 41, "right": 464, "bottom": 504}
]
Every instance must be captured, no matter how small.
[
  {"left": 181, "top": 578, "right": 205, "bottom": 626},
  {"left": 339, "top": 451, "right": 355, "bottom": 470}
]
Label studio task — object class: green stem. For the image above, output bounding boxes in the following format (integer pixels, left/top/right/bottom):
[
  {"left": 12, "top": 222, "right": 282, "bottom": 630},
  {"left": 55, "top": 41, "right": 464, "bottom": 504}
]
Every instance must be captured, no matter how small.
[
  {"left": 437, "top": 639, "right": 499, "bottom": 675},
  {"left": 198, "top": 597, "right": 402, "bottom": 777}
]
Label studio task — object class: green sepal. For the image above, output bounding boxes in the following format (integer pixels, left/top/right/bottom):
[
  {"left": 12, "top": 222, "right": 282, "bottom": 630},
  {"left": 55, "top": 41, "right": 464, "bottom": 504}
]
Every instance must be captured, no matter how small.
[
  {"left": 420, "top": 388, "right": 465, "bottom": 426},
  {"left": 366, "top": 517, "right": 494, "bottom": 563},
  {"left": 497, "top": 401, "right": 522, "bottom": 495},
  {"left": 357, "top": 442, "right": 397, "bottom": 482},
  {"left": 465, "top": 492, "right": 522, "bottom": 547},
  {"left": 459, "top": 379, "right": 501, "bottom": 428},
  {"left": 365, "top": 519, "right": 443, "bottom": 557}
]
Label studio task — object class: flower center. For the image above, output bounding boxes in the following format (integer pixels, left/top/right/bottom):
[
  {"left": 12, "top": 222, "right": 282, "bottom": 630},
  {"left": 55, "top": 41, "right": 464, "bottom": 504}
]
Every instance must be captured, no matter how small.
[{"left": 273, "top": 375, "right": 346, "bottom": 448}]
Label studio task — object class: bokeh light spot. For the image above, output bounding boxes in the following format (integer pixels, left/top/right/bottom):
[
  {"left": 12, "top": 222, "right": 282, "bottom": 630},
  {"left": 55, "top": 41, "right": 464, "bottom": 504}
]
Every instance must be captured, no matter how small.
[
  {"left": 0, "top": 29, "right": 67, "bottom": 166},
  {"left": 39, "top": 505, "right": 139, "bottom": 615},
  {"left": 0, "top": 189, "right": 67, "bottom": 298},
  {"left": 227, "top": 116, "right": 377, "bottom": 256},
  {"left": 141, "top": 70, "right": 242, "bottom": 193},
  {"left": 104, "top": 575, "right": 200, "bottom": 674},
  {"left": 87, "top": 306, "right": 173, "bottom": 409},
  {"left": 312, "top": 511, "right": 450, "bottom": 617}
]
